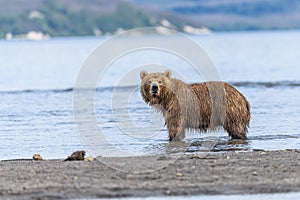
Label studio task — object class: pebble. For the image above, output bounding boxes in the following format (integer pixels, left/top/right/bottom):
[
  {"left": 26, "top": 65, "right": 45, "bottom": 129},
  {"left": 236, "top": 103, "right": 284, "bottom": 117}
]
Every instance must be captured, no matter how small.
[
  {"left": 84, "top": 157, "right": 95, "bottom": 162},
  {"left": 32, "top": 154, "right": 43, "bottom": 161},
  {"left": 176, "top": 172, "right": 183, "bottom": 177}
]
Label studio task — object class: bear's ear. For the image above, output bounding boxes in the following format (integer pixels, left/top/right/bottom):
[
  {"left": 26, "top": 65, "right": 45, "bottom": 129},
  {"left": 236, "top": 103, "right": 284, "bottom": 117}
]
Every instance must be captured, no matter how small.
[
  {"left": 164, "top": 70, "right": 172, "bottom": 78},
  {"left": 140, "top": 70, "right": 148, "bottom": 79}
]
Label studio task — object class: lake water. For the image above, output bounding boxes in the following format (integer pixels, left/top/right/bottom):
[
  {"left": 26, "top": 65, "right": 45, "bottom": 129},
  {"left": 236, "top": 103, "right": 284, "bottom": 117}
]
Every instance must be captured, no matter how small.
[
  {"left": 0, "top": 30, "right": 300, "bottom": 160},
  {"left": 104, "top": 192, "right": 300, "bottom": 200}
]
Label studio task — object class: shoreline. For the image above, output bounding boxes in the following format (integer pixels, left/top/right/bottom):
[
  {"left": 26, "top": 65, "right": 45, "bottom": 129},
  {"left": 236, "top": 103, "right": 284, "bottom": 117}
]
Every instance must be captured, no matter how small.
[{"left": 1, "top": 149, "right": 300, "bottom": 199}]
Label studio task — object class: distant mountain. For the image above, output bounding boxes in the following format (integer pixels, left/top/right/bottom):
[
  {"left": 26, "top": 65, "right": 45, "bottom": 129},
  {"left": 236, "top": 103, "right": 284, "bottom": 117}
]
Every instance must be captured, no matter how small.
[
  {"left": 0, "top": 0, "right": 206, "bottom": 39},
  {"left": 1, "top": 0, "right": 299, "bottom": 39},
  {"left": 130, "top": 0, "right": 300, "bottom": 31}
]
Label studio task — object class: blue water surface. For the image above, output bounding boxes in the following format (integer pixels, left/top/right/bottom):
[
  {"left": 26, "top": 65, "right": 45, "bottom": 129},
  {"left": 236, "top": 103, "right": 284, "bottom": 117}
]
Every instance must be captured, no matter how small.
[{"left": 0, "top": 31, "right": 300, "bottom": 159}]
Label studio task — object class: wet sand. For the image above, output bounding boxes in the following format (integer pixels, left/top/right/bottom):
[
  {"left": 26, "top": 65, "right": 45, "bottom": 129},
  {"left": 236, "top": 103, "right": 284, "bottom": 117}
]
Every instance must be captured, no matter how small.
[{"left": 1, "top": 149, "right": 300, "bottom": 199}]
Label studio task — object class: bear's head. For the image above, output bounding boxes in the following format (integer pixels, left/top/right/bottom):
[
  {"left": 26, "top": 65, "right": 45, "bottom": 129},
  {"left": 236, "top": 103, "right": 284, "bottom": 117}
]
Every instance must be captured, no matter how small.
[{"left": 140, "top": 70, "right": 172, "bottom": 106}]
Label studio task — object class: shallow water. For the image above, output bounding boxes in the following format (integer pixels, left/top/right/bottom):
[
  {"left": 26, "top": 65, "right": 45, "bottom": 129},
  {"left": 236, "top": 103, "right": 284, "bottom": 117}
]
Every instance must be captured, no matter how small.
[
  {"left": 0, "top": 31, "right": 300, "bottom": 159},
  {"left": 102, "top": 192, "right": 300, "bottom": 200}
]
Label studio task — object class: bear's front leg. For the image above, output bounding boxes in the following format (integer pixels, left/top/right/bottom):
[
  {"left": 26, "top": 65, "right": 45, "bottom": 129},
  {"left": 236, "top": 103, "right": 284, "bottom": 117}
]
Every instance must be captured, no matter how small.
[{"left": 166, "top": 113, "right": 185, "bottom": 141}]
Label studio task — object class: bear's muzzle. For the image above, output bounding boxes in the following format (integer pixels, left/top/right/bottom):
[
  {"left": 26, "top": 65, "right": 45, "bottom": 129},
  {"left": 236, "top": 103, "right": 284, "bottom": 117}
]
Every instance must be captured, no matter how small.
[{"left": 150, "top": 83, "right": 159, "bottom": 95}]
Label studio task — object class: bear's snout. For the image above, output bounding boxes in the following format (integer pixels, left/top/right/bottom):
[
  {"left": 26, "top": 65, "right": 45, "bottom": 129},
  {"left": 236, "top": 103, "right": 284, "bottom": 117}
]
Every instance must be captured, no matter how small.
[{"left": 150, "top": 83, "right": 159, "bottom": 95}]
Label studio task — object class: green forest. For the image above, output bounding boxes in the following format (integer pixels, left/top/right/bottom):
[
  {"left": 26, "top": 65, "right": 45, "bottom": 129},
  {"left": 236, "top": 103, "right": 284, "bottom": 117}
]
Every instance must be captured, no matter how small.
[
  {"left": 1, "top": 0, "right": 300, "bottom": 38},
  {"left": 0, "top": 1, "right": 154, "bottom": 38}
]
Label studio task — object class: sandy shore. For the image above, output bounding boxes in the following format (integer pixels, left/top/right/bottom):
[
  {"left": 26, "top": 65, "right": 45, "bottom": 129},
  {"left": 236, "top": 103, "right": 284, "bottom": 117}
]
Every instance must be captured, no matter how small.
[{"left": 1, "top": 149, "right": 300, "bottom": 199}]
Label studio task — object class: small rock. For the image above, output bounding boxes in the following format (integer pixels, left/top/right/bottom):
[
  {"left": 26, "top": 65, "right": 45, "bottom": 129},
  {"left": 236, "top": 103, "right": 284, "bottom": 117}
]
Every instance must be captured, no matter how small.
[
  {"left": 176, "top": 172, "right": 183, "bottom": 177},
  {"left": 32, "top": 154, "right": 43, "bottom": 161},
  {"left": 84, "top": 156, "right": 95, "bottom": 162},
  {"left": 165, "top": 190, "right": 171, "bottom": 195},
  {"left": 253, "top": 171, "right": 258, "bottom": 176},
  {"left": 253, "top": 149, "right": 265, "bottom": 152},
  {"left": 190, "top": 154, "right": 201, "bottom": 159},
  {"left": 64, "top": 150, "right": 85, "bottom": 161},
  {"left": 157, "top": 156, "right": 171, "bottom": 161}
]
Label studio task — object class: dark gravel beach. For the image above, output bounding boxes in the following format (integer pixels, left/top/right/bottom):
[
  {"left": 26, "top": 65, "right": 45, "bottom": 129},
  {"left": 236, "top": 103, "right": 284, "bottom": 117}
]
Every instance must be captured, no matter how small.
[{"left": 1, "top": 150, "right": 300, "bottom": 199}]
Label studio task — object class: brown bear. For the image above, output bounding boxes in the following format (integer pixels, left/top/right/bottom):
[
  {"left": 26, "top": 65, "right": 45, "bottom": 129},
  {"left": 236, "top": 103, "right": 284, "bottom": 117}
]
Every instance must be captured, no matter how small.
[{"left": 140, "top": 70, "right": 250, "bottom": 141}]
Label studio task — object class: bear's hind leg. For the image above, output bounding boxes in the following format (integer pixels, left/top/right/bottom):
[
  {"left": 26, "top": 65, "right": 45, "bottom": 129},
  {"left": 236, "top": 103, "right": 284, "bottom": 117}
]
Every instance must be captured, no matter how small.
[{"left": 224, "top": 123, "right": 247, "bottom": 140}]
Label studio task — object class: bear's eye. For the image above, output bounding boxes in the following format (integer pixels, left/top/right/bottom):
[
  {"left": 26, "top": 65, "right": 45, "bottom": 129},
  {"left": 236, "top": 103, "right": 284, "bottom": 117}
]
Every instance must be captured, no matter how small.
[
  {"left": 158, "top": 80, "right": 162, "bottom": 84},
  {"left": 148, "top": 80, "right": 151, "bottom": 84}
]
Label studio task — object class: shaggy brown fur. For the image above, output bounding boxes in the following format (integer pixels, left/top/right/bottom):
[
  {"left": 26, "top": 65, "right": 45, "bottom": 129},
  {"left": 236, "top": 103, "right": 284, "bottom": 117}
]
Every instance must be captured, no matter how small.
[{"left": 140, "top": 70, "right": 250, "bottom": 141}]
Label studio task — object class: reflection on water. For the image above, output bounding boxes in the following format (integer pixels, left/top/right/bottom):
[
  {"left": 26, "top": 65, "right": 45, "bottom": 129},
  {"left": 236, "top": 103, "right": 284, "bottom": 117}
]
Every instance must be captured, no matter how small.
[{"left": 150, "top": 138, "right": 250, "bottom": 155}]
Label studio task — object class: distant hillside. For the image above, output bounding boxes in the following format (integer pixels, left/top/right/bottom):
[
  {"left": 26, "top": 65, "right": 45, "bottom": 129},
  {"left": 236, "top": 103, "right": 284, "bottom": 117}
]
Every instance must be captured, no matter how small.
[
  {"left": 130, "top": 0, "right": 300, "bottom": 31},
  {"left": 1, "top": 0, "right": 300, "bottom": 39},
  {"left": 0, "top": 0, "right": 205, "bottom": 39}
]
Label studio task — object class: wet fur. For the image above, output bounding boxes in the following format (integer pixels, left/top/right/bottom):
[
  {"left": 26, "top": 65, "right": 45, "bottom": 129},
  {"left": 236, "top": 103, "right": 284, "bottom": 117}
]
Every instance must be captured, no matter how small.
[{"left": 140, "top": 70, "right": 251, "bottom": 141}]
